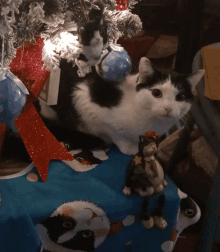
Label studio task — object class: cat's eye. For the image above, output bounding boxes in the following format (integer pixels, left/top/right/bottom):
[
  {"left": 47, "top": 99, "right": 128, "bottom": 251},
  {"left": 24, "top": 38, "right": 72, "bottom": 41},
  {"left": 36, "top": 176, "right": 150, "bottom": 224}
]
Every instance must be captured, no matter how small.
[
  {"left": 151, "top": 89, "right": 162, "bottom": 98},
  {"left": 63, "top": 222, "right": 73, "bottom": 228},
  {"left": 185, "top": 209, "right": 194, "bottom": 217},
  {"left": 82, "top": 231, "right": 92, "bottom": 238},
  {"left": 176, "top": 93, "right": 186, "bottom": 101}
]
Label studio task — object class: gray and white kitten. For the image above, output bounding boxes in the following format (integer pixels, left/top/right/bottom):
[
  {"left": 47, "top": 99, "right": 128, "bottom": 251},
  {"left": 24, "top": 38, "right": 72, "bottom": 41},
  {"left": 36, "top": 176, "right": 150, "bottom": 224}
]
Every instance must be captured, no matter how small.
[{"left": 39, "top": 57, "right": 205, "bottom": 155}]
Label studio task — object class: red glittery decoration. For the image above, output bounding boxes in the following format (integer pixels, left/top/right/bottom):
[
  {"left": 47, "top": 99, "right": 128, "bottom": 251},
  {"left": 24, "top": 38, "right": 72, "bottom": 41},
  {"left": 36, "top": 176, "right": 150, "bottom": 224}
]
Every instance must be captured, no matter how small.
[
  {"left": 2, "top": 36, "right": 73, "bottom": 181},
  {"left": 15, "top": 101, "right": 73, "bottom": 182},
  {"left": 9, "top": 37, "right": 51, "bottom": 98},
  {"left": 0, "top": 124, "right": 6, "bottom": 155}
]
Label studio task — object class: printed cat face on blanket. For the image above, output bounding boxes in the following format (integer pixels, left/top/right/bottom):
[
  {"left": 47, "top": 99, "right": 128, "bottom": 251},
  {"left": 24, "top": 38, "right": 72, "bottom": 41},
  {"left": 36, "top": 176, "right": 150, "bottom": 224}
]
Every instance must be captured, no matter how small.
[{"left": 36, "top": 201, "right": 135, "bottom": 252}]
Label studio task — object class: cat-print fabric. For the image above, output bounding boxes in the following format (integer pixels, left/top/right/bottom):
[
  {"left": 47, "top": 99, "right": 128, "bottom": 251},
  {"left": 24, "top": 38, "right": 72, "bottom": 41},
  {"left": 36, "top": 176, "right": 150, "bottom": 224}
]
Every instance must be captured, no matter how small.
[
  {"left": 62, "top": 149, "right": 110, "bottom": 172},
  {"left": 36, "top": 201, "right": 135, "bottom": 252},
  {"left": 0, "top": 149, "right": 200, "bottom": 252},
  {"left": 160, "top": 189, "right": 201, "bottom": 252}
]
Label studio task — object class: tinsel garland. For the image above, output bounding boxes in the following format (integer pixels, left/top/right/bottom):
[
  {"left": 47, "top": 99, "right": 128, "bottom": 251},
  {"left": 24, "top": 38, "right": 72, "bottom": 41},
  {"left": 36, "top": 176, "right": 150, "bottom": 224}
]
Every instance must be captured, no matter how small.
[
  {"left": 0, "top": 34, "right": 17, "bottom": 68},
  {"left": 104, "top": 9, "right": 142, "bottom": 40},
  {"left": 0, "top": 0, "right": 142, "bottom": 72},
  {"left": 103, "top": 9, "right": 120, "bottom": 42},
  {"left": 127, "top": 0, "right": 139, "bottom": 10},
  {"left": 115, "top": 10, "right": 142, "bottom": 38},
  {"left": 0, "top": 0, "right": 22, "bottom": 38},
  {"left": 42, "top": 27, "right": 80, "bottom": 71},
  {"left": 14, "top": 13, "right": 43, "bottom": 47}
]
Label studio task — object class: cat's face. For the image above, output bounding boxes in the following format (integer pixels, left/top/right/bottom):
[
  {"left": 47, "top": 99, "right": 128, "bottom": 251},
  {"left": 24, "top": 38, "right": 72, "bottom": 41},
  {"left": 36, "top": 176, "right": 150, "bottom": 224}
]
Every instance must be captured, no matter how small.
[
  {"left": 135, "top": 58, "right": 205, "bottom": 121},
  {"left": 36, "top": 201, "right": 110, "bottom": 252},
  {"left": 143, "top": 142, "right": 157, "bottom": 156},
  {"left": 139, "top": 136, "right": 157, "bottom": 156}
]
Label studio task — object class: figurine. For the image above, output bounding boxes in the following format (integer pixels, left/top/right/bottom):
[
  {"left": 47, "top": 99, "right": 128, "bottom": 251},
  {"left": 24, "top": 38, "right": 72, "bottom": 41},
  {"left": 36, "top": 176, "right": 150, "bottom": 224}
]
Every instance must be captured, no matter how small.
[
  {"left": 76, "top": 1, "right": 108, "bottom": 77},
  {"left": 123, "top": 131, "right": 167, "bottom": 197},
  {"left": 123, "top": 131, "right": 168, "bottom": 229}
]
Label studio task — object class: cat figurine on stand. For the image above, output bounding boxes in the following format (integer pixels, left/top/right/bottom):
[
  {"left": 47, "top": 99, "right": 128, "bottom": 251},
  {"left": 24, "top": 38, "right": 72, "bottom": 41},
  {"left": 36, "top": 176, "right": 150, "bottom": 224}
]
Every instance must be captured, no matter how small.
[
  {"left": 76, "top": 0, "right": 109, "bottom": 77},
  {"left": 123, "top": 131, "right": 168, "bottom": 229}
]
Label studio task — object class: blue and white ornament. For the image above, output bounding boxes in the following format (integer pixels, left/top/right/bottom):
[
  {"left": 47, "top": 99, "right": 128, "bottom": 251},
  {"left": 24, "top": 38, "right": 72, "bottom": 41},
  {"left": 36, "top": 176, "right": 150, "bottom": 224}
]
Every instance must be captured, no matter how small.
[
  {"left": 0, "top": 68, "right": 29, "bottom": 132},
  {"left": 0, "top": 35, "right": 28, "bottom": 132},
  {"left": 96, "top": 44, "right": 132, "bottom": 82}
]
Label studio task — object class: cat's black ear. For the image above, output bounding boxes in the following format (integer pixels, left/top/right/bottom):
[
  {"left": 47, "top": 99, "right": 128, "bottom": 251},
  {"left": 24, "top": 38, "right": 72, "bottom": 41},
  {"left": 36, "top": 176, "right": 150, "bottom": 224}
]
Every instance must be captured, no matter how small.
[
  {"left": 187, "top": 69, "right": 205, "bottom": 95},
  {"left": 138, "top": 57, "right": 154, "bottom": 83},
  {"left": 139, "top": 136, "right": 145, "bottom": 143}
]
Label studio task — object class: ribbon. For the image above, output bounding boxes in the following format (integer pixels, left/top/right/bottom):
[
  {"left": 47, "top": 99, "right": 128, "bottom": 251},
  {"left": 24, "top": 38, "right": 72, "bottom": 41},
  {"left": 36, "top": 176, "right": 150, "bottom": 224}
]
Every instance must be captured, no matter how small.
[
  {"left": 0, "top": 36, "right": 73, "bottom": 182},
  {"left": 14, "top": 101, "right": 73, "bottom": 181}
]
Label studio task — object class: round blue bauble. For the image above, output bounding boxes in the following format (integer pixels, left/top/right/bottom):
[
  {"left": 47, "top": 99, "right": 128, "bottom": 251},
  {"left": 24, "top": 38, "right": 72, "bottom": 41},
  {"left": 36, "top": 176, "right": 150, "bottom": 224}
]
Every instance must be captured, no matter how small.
[
  {"left": 0, "top": 70, "right": 28, "bottom": 132},
  {"left": 96, "top": 44, "right": 132, "bottom": 82}
]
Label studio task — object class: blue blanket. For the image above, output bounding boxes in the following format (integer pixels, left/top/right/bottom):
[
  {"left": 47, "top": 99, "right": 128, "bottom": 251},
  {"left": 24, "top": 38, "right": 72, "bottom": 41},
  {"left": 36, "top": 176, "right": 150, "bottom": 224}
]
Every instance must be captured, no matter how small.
[{"left": 0, "top": 148, "right": 200, "bottom": 252}]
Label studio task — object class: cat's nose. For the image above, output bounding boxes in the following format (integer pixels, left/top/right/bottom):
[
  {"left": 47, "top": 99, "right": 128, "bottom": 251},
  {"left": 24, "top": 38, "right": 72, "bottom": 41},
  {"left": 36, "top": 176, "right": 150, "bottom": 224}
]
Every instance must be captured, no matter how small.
[{"left": 164, "top": 107, "right": 172, "bottom": 114}]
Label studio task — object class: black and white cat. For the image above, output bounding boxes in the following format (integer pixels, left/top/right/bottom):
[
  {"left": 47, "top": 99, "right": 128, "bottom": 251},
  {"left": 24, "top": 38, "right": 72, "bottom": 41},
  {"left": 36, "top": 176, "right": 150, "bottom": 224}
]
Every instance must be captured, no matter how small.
[{"left": 39, "top": 57, "right": 205, "bottom": 155}]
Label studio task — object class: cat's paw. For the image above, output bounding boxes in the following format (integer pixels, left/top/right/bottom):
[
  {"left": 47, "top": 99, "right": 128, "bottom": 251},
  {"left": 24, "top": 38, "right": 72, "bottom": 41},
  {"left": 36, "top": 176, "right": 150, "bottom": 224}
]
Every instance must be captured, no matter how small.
[
  {"left": 154, "top": 216, "right": 167, "bottom": 229},
  {"left": 123, "top": 186, "right": 131, "bottom": 196},
  {"left": 141, "top": 217, "right": 154, "bottom": 229}
]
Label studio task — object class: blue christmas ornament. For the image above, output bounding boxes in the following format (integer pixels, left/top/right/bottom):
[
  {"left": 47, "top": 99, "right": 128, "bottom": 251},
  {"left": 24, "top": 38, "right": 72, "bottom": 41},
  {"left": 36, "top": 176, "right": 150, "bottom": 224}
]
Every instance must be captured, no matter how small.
[
  {"left": 0, "top": 69, "right": 29, "bottom": 132},
  {"left": 96, "top": 44, "right": 132, "bottom": 82}
]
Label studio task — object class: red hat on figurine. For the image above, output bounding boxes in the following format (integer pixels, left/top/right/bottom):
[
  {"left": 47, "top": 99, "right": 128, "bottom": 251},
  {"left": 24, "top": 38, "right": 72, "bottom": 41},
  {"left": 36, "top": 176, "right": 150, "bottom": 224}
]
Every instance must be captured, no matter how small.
[{"left": 144, "top": 131, "right": 160, "bottom": 147}]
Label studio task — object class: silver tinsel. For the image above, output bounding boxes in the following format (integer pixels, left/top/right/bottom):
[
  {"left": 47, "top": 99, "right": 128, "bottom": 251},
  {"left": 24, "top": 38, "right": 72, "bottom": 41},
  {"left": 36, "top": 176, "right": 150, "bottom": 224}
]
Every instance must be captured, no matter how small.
[
  {"left": 104, "top": 10, "right": 142, "bottom": 40},
  {"left": 14, "top": 12, "right": 43, "bottom": 47},
  {"left": 0, "top": 0, "right": 142, "bottom": 78},
  {"left": 128, "top": 0, "right": 140, "bottom": 10},
  {"left": 116, "top": 10, "right": 142, "bottom": 38},
  {"left": 0, "top": 33, "right": 17, "bottom": 68}
]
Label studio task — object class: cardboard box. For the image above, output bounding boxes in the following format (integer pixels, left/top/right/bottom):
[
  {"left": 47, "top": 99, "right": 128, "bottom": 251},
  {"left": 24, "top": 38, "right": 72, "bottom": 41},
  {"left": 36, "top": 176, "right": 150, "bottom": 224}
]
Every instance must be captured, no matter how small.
[
  {"left": 202, "top": 44, "right": 220, "bottom": 100},
  {"left": 39, "top": 68, "right": 61, "bottom": 105}
]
